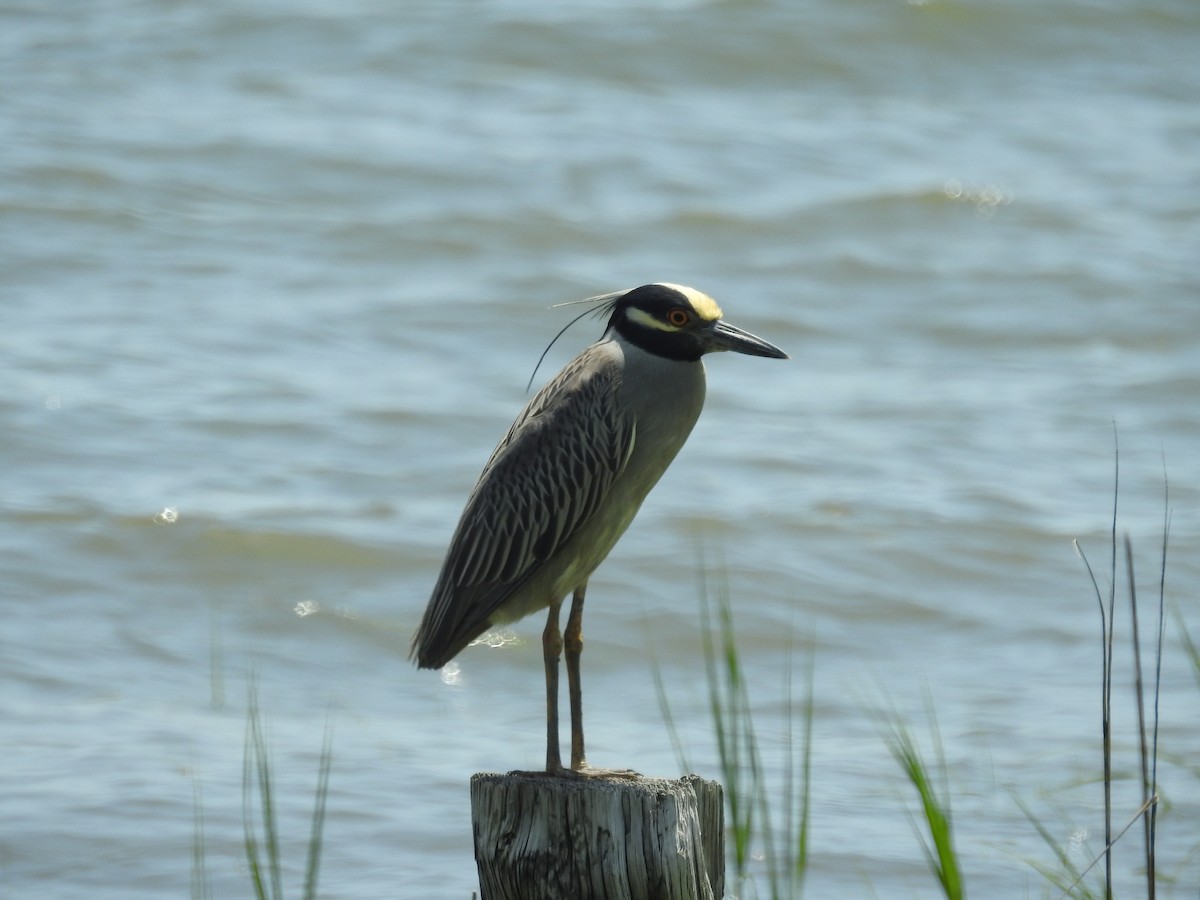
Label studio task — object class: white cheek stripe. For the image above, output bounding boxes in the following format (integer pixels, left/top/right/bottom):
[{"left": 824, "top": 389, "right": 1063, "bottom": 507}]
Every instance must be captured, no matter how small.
[
  {"left": 656, "top": 283, "right": 723, "bottom": 322},
  {"left": 626, "top": 306, "right": 677, "bottom": 332}
]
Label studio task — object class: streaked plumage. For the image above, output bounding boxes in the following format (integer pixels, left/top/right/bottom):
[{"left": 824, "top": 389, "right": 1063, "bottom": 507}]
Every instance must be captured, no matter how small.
[{"left": 411, "top": 283, "right": 787, "bottom": 773}]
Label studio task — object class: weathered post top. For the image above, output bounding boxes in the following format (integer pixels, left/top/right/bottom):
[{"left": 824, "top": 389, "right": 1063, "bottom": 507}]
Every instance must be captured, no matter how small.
[{"left": 471, "top": 771, "right": 724, "bottom": 900}]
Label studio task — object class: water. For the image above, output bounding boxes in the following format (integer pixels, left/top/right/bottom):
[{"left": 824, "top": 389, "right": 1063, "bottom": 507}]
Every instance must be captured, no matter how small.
[{"left": 3, "top": 0, "right": 1199, "bottom": 896}]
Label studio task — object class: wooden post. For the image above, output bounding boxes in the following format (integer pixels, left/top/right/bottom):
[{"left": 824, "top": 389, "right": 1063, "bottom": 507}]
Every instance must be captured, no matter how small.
[{"left": 471, "top": 772, "right": 724, "bottom": 900}]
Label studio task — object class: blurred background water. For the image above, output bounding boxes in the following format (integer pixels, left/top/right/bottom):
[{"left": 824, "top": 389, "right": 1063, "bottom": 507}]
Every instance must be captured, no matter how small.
[{"left": 3, "top": 0, "right": 1199, "bottom": 896}]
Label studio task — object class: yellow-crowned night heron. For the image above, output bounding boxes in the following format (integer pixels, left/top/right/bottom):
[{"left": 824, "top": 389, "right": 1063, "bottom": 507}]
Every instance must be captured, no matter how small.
[{"left": 411, "top": 283, "right": 787, "bottom": 774}]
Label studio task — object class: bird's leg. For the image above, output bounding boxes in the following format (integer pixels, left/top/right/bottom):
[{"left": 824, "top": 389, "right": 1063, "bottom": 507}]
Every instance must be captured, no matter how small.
[
  {"left": 542, "top": 599, "right": 564, "bottom": 774},
  {"left": 564, "top": 582, "right": 587, "bottom": 771}
]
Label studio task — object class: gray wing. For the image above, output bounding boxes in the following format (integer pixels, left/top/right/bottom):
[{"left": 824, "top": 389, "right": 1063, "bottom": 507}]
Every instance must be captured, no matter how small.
[{"left": 411, "top": 344, "right": 635, "bottom": 668}]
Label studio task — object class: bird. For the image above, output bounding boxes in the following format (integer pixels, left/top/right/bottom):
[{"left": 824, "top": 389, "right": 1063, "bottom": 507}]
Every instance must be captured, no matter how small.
[{"left": 411, "top": 282, "right": 787, "bottom": 775}]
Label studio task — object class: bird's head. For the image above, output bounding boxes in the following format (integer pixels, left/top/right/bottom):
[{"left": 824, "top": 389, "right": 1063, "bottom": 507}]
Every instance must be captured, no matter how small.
[
  {"left": 606, "top": 283, "right": 789, "bottom": 362},
  {"left": 526, "top": 282, "right": 788, "bottom": 391}
]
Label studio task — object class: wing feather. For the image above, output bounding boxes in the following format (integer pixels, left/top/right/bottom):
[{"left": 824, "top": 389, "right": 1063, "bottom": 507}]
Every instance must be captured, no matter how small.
[{"left": 411, "top": 345, "right": 634, "bottom": 667}]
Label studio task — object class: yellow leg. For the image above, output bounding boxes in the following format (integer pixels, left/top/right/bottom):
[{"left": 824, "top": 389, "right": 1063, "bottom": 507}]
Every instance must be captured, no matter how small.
[
  {"left": 565, "top": 583, "right": 587, "bottom": 771},
  {"left": 542, "top": 599, "right": 564, "bottom": 774}
]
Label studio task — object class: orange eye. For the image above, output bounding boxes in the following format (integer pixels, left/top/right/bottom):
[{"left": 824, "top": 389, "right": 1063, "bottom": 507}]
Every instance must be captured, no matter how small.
[{"left": 667, "top": 308, "right": 690, "bottom": 327}]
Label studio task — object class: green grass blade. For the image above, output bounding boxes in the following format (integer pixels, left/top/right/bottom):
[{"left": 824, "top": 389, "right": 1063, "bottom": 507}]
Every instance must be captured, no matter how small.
[
  {"left": 242, "top": 680, "right": 283, "bottom": 900},
  {"left": 191, "top": 775, "right": 212, "bottom": 900},
  {"left": 303, "top": 715, "right": 335, "bottom": 900},
  {"left": 699, "top": 566, "right": 746, "bottom": 876},
  {"left": 1012, "top": 793, "right": 1102, "bottom": 900},
  {"left": 651, "top": 653, "right": 692, "bottom": 775},
  {"left": 209, "top": 604, "right": 225, "bottom": 711},
  {"left": 692, "top": 543, "right": 816, "bottom": 899},
  {"left": 789, "top": 646, "right": 815, "bottom": 896},
  {"left": 1175, "top": 610, "right": 1200, "bottom": 693},
  {"left": 242, "top": 710, "right": 268, "bottom": 900},
  {"left": 882, "top": 711, "right": 963, "bottom": 900}
]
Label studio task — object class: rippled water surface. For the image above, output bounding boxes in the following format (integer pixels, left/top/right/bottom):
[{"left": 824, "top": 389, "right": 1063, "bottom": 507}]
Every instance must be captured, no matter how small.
[{"left": 3, "top": 0, "right": 1199, "bottom": 896}]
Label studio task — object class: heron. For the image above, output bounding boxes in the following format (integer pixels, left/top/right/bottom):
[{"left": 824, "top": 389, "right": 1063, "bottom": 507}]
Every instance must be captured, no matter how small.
[{"left": 411, "top": 283, "right": 787, "bottom": 774}]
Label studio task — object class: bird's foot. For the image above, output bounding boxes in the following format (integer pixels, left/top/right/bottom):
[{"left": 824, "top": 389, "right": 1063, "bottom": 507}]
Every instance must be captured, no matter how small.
[
  {"left": 568, "top": 762, "right": 643, "bottom": 780},
  {"left": 509, "top": 762, "right": 643, "bottom": 780}
]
